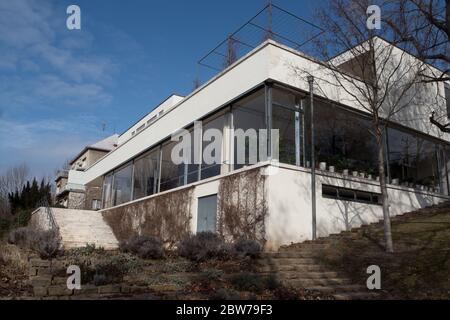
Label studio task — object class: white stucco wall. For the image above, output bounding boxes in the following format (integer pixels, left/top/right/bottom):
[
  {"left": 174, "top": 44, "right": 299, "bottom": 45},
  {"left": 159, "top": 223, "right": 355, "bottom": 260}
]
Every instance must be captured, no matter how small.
[
  {"left": 118, "top": 94, "right": 185, "bottom": 145},
  {"left": 265, "top": 163, "right": 449, "bottom": 250}
]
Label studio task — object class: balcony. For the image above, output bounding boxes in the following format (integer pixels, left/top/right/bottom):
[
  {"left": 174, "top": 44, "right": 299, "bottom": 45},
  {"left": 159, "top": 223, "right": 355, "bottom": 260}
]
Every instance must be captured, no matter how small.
[{"left": 56, "top": 183, "right": 85, "bottom": 196}]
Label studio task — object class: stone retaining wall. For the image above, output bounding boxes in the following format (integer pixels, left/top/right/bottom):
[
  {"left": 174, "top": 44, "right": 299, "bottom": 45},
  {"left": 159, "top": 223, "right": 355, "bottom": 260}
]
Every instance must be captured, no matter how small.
[{"left": 28, "top": 257, "right": 154, "bottom": 299}]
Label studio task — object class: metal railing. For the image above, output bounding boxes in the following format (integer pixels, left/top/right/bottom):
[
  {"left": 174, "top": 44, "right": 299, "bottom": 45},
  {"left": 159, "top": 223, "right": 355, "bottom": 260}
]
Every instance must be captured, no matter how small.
[
  {"left": 35, "top": 197, "right": 59, "bottom": 231},
  {"left": 196, "top": 3, "right": 324, "bottom": 84}
]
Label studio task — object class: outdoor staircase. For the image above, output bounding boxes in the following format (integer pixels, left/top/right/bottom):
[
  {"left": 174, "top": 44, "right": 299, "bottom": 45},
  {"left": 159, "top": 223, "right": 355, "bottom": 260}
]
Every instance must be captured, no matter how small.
[
  {"left": 49, "top": 208, "right": 118, "bottom": 250},
  {"left": 259, "top": 245, "right": 379, "bottom": 300},
  {"left": 259, "top": 201, "right": 450, "bottom": 300}
]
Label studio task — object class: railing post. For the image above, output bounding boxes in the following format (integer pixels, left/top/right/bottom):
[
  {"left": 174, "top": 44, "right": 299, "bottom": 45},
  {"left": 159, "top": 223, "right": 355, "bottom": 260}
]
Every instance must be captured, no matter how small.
[{"left": 308, "top": 75, "right": 317, "bottom": 241}]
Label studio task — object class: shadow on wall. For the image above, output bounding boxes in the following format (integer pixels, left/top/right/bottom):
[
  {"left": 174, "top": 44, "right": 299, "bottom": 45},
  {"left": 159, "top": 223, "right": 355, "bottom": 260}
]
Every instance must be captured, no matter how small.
[
  {"left": 269, "top": 165, "right": 446, "bottom": 246},
  {"left": 318, "top": 175, "right": 380, "bottom": 237}
]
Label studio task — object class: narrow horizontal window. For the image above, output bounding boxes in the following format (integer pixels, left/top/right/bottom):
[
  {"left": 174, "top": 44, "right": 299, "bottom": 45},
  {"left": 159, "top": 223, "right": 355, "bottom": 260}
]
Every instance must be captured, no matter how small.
[
  {"left": 322, "top": 184, "right": 381, "bottom": 205},
  {"left": 322, "top": 185, "right": 338, "bottom": 198},
  {"left": 136, "top": 124, "right": 145, "bottom": 133}
]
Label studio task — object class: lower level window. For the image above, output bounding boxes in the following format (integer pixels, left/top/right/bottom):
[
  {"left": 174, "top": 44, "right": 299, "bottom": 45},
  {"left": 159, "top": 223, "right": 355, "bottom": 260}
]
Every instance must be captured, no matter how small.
[
  {"left": 92, "top": 199, "right": 101, "bottom": 210},
  {"left": 322, "top": 184, "right": 381, "bottom": 205}
]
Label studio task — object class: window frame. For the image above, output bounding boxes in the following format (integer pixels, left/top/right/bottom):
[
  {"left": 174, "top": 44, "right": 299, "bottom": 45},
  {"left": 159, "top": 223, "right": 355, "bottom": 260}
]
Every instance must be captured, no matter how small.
[{"left": 322, "top": 184, "right": 382, "bottom": 206}]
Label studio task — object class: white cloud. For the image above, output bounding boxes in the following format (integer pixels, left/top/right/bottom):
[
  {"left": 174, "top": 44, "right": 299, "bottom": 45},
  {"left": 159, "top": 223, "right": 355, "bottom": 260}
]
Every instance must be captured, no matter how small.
[
  {"left": 0, "top": 0, "right": 55, "bottom": 49},
  {"left": 0, "top": 116, "right": 109, "bottom": 176},
  {"left": 0, "top": 0, "right": 152, "bottom": 177},
  {"left": 0, "top": 0, "right": 117, "bottom": 110}
]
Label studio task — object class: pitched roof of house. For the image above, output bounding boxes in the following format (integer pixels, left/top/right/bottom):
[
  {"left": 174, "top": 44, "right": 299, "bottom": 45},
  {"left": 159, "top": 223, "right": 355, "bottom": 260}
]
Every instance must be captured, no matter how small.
[
  {"left": 69, "top": 134, "right": 119, "bottom": 165},
  {"left": 89, "top": 134, "right": 119, "bottom": 151}
]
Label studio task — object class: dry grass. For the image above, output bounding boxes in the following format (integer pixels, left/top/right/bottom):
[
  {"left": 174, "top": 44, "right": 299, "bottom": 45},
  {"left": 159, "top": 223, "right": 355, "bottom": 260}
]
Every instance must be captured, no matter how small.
[{"left": 317, "top": 210, "right": 450, "bottom": 299}]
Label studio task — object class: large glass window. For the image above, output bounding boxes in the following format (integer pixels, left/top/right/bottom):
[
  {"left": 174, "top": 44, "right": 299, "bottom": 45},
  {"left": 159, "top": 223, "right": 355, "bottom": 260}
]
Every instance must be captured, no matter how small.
[
  {"left": 159, "top": 140, "right": 184, "bottom": 192},
  {"left": 232, "top": 89, "right": 267, "bottom": 170},
  {"left": 446, "top": 146, "right": 450, "bottom": 195},
  {"left": 186, "top": 129, "right": 200, "bottom": 185},
  {"left": 387, "top": 127, "right": 440, "bottom": 189},
  {"left": 201, "top": 112, "right": 226, "bottom": 180},
  {"left": 445, "top": 84, "right": 450, "bottom": 118},
  {"left": 272, "top": 88, "right": 304, "bottom": 166},
  {"left": 112, "top": 163, "right": 133, "bottom": 206},
  {"left": 133, "top": 148, "right": 159, "bottom": 200},
  {"left": 102, "top": 173, "right": 113, "bottom": 209},
  {"left": 313, "top": 101, "right": 379, "bottom": 175}
]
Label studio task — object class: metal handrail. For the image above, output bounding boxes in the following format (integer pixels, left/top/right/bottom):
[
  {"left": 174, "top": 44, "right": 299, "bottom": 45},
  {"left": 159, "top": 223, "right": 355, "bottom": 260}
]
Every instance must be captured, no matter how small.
[{"left": 36, "top": 198, "right": 59, "bottom": 231}]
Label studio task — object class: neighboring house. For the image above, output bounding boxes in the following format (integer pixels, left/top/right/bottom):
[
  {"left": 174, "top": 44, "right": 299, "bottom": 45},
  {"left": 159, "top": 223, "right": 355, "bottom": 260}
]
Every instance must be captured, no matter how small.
[
  {"left": 55, "top": 134, "right": 118, "bottom": 210},
  {"left": 57, "top": 38, "right": 450, "bottom": 250}
]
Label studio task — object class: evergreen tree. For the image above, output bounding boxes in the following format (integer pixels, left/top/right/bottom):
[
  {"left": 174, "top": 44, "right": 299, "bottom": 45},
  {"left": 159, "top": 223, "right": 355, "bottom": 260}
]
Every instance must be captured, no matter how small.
[{"left": 8, "top": 177, "right": 53, "bottom": 215}]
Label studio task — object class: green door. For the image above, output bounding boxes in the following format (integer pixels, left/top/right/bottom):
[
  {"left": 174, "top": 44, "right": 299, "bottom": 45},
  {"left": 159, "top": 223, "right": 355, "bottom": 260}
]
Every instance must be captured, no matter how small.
[{"left": 197, "top": 195, "right": 218, "bottom": 233}]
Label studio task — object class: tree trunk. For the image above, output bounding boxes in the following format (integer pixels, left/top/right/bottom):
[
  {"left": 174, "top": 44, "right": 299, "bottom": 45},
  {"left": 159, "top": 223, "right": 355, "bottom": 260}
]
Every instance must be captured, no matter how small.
[{"left": 376, "top": 128, "right": 394, "bottom": 253}]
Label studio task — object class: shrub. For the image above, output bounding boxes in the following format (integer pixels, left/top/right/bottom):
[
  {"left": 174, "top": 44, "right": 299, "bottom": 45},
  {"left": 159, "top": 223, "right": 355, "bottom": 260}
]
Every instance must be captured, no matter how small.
[
  {"left": 73, "top": 253, "right": 142, "bottom": 285},
  {"left": 93, "top": 274, "right": 109, "bottom": 286},
  {"left": 211, "top": 288, "right": 241, "bottom": 300},
  {"left": 273, "top": 286, "right": 300, "bottom": 300},
  {"left": 233, "top": 238, "right": 262, "bottom": 258},
  {"left": 200, "top": 268, "right": 223, "bottom": 282},
  {"left": 119, "top": 235, "right": 165, "bottom": 259},
  {"left": 265, "top": 274, "right": 282, "bottom": 291},
  {"left": 81, "top": 243, "right": 97, "bottom": 255},
  {"left": 7, "top": 227, "right": 33, "bottom": 247},
  {"left": 30, "top": 230, "right": 61, "bottom": 260},
  {"left": 7, "top": 227, "right": 60, "bottom": 259},
  {"left": 230, "top": 273, "right": 265, "bottom": 293},
  {"left": 178, "top": 232, "right": 234, "bottom": 262},
  {"left": 0, "top": 218, "right": 11, "bottom": 239},
  {"left": 72, "top": 243, "right": 104, "bottom": 256}
]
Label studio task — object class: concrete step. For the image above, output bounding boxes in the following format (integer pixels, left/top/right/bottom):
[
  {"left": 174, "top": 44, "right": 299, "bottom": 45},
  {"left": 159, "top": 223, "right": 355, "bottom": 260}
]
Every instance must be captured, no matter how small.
[
  {"left": 285, "top": 277, "right": 352, "bottom": 287},
  {"left": 33, "top": 208, "right": 119, "bottom": 250},
  {"left": 257, "top": 264, "right": 328, "bottom": 273},
  {"left": 306, "top": 284, "right": 367, "bottom": 293},
  {"left": 333, "top": 291, "right": 379, "bottom": 300},
  {"left": 262, "top": 252, "right": 319, "bottom": 259},
  {"left": 266, "top": 258, "right": 318, "bottom": 265},
  {"left": 276, "top": 271, "right": 340, "bottom": 280}
]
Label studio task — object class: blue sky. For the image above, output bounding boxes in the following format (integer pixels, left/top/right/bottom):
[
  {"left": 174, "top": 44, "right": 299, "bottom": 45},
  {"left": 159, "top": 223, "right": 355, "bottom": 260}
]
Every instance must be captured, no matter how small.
[{"left": 0, "top": 0, "right": 322, "bottom": 178}]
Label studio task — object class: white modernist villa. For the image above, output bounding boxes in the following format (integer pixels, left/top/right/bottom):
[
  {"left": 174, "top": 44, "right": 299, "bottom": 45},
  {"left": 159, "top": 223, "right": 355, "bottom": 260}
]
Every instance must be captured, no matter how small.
[{"left": 51, "top": 38, "right": 450, "bottom": 250}]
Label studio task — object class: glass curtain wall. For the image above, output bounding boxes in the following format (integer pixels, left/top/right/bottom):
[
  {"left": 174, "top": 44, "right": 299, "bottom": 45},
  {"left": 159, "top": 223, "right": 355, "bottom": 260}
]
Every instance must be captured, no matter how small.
[
  {"left": 313, "top": 101, "right": 379, "bottom": 175},
  {"left": 201, "top": 112, "right": 227, "bottom": 180},
  {"left": 387, "top": 127, "right": 440, "bottom": 189},
  {"left": 232, "top": 89, "right": 267, "bottom": 170},
  {"left": 272, "top": 87, "right": 305, "bottom": 166},
  {"left": 160, "top": 140, "right": 185, "bottom": 192},
  {"left": 101, "top": 173, "right": 113, "bottom": 209},
  {"left": 112, "top": 163, "right": 133, "bottom": 206},
  {"left": 446, "top": 146, "right": 450, "bottom": 194},
  {"left": 133, "top": 148, "right": 159, "bottom": 200}
]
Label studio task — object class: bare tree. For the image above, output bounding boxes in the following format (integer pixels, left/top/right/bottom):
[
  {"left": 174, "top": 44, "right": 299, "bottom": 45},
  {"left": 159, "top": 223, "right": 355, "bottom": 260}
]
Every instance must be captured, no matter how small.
[
  {"left": 291, "top": 0, "right": 434, "bottom": 252},
  {"left": 0, "top": 163, "right": 30, "bottom": 219},
  {"left": 383, "top": 0, "right": 450, "bottom": 131},
  {"left": 385, "top": 0, "right": 449, "bottom": 82}
]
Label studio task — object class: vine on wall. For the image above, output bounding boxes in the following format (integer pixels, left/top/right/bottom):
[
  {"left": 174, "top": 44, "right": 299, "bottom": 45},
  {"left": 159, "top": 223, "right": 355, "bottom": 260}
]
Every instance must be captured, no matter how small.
[
  {"left": 217, "top": 168, "right": 268, "bottom": 244},
  {"left": 102, "top": 187, "right": 194, "bottom": 247}
]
